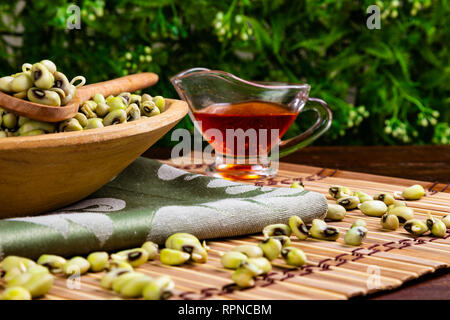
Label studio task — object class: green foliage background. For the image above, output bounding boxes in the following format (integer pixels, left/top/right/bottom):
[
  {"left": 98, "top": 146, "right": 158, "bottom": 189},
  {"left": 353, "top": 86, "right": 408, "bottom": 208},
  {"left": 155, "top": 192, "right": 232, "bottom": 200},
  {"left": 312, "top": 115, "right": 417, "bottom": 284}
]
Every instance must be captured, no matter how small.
[{"left": 0, "top": 0, "right": 448, "bottom": 146}]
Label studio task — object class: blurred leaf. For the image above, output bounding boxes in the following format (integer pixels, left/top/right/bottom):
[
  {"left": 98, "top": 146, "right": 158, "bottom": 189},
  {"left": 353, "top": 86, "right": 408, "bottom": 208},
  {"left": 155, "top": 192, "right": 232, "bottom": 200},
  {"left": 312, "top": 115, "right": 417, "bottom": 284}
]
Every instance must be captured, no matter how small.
[{"left": 364, "top": 42, "right": 394, "bottom": 61}]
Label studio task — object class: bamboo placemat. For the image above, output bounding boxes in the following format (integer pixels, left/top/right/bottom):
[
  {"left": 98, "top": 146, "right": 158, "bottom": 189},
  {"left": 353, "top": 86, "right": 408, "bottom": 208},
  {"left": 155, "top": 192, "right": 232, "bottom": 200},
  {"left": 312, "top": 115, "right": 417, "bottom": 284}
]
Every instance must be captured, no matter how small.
[{"left": 7, "top": 160, "right": 450, "bottom": 300}]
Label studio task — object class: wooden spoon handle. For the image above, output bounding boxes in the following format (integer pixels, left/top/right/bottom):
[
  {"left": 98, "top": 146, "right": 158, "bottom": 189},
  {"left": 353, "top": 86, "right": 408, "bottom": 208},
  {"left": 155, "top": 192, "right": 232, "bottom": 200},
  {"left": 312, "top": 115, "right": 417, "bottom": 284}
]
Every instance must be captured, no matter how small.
[{"left": 76, "top": 72, "right": 159, "bottom": 102}]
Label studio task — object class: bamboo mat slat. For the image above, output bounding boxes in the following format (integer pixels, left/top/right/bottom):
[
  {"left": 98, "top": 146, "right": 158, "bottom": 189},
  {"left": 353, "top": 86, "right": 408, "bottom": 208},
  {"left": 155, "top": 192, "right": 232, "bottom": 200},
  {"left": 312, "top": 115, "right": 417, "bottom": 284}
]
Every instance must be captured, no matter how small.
[{"left": 3, "top": 160, "right": 449, "bottom": 300}]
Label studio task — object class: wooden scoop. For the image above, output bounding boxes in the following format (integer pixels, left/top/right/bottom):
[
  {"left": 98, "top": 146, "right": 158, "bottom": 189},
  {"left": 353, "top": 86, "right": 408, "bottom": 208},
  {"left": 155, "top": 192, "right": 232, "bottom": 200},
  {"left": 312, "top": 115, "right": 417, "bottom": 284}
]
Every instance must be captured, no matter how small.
[{"left": 0, "top": 72, "right": 159, "bottom": 122}]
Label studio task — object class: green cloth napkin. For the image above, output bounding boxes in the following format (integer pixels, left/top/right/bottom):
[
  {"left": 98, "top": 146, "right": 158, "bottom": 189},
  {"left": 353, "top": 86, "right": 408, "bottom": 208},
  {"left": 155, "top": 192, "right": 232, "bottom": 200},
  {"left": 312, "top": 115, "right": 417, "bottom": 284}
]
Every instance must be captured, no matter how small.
[{"left": 0, "top": 157, "right": 327, "bottom": 260}]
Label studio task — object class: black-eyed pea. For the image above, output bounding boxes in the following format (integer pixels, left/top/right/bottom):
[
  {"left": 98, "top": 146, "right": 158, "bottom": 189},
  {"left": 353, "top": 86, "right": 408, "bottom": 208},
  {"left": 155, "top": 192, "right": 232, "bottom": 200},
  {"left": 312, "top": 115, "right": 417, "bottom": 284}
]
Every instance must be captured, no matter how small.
[
  {"left": 112, "top": 272, "right": 142, "bottom": 294},
  {"left": 119, "top": 92, "right": 131, "bottom": 105},
  {"left": 95, "top": 102, "right": 110, "bottom": 117},
  {"left": 325, "top": 204, "right": 346, "bottom": 221},
  {"left": 105, "top": 95, "right": 115, "bottom": 104},
  {"left": 247, "top": 257, "right": 272, "bottom": 275},
  {"left": 21, "top": 129, "right": 45, "bottom": 136},
  {"left": 381, "top": 213, "right": 399, "bottom": 230},
  {"left": 221, "top": 251, "right": 248, "bottom": 269},
  {"left": 107, "top": 259, "right": 134, "bottom": 271},
  {"left": 31, "top": 62, "right": 54, "bottom": 90},
  {"left": 0, "top": 256, "right": 36, "bottom": 273},
  {"left": 101, "top": 268, "right": 132, "bottom": 290},
  {"left": 23, "top": 273, "right": 54, "bottom": 298},
  {"left": 164, "top": 234, "right": 207, "bottom": 263},
  {"left": 359, "top": 200, "right": 388, "bottom": 217},
  {"left": 8, "top": 272, "right": 53, "bottom": 298},
  {"left": 0, "top": 76, "right": 14, "bottom": 92},
  {"left": 290, "top": 181, "right": 304, "bottom": 189},
  {"left": 309, "top": 219, "right": 340, "bottom": 241},
  {"left": 130, "top": 94, "right": 142, "bottom": 106},
  {"left": 2, "top": 113, "right": 17, "bottom": 130},
  {"left": 230, "top": 245, "right": 263, "bottom": 258},
  {"left": 398, "top": 184, "right": 425, "bottom": 200},
  {"left": 443, "top": 215, "right": 450, "bottom": 228},
  {"left": 1, "top": 286, "right": 32, "bottom": 300},
  {"left": 63, "top": 256, "right": 90, "bottom": 276},
  {"left": 344, "top": 226, "right": 368, "bottom": 246},
  {"left": 17, "top": 116, "right": 29, "bottom": 126},
  {"left": 258, "top": 238, "right": 282, "bottom": 261},
  {"left": 93, "top": 93, "right": 106, "bottom": 105},
  {"left": 337, "top": 196, "right": 360, "bottom": 210},
  {"left": 10, "top": 72, "right": 33, "bottom": 92},
  {"left": 3, "top": 262, "right": 46, "bottom": 282},
  {"left": 74, "top": 112, "right": 88, "bottom": 127},
  {"left": 390, "top": 206, "right": 415, "bottom": 224},
  {"left": 126, "top": 103, "right": 141, "bottom": 121},
  {"left": 404, "top": 219, "right": 428, "bottom": 236},
  {"left": 141, "top": 93, "right": 152, "bottom": 103},
  {"left": 238, "top": 260, "right": 263, "bottom": 276},
  {"left": 111, "top": 248, "right": 149, "bottom": 268},
  {"left": 231, "top": 268, "right": 255, "bottom": 288},
  {"left": 159, "top": 249, "right": 190, "bottom": 266},
  {"left": 85, "top": 118, "right": 104, "bottom": 130},
  {"left": 354, "top": 191, "right": 372, "bottom": 203},
  {"left": 328, "top": 185, "right": 352, "bottom": 199},
  {"left": 13, "top": 90, "right": 28, "bottom": 99},
  {"left": 141, "top": 241, "right": 158, "bottom": 260},
  {"left": 262, "top": 223, "right": 291, "bottom": 238},
  {"left": 140, "top": 101, "right": 160, "bottom": 117},
  {"left": 392, "top": 200, "right": 407, "bottom": 207},
  {"left": 27, "top": 265, "right": 50, "bottom": 275},
  {"left": 143, "top": 275, "right": 174, "bottom": 300},
  {"left": 181, "top": 244, "right": 207, "bottom": 263},
  {"left": 152, "top": 96, "right": 165, "bottom": 112},
  {"left": 3, "top": 268, "right": 23, "bottom": 282},
  {"left": 426, "top": 213, "right": 447, "bottom": 238},
  {"left": 59, "top": 118, "right": 83, "bottom": 132},
  {"left": 54, "top": 73, "right": 76, "bottom": 105},
  {"left": 40, "top": 59, "right": 57, "bottom": 74},
  {"left": 19, "top": 120, "right": 55, "bottom": 136},
  {"left": 373, "top": 193, "right": 396, "bottom": 206},
  {"left": 352, "top": 219, "right": 367, "bottom": 228},
  {"left": 106, "top": 96, "right": 126, "bottom": 111},
  {"left": 87, "top": 251, "right": 109, "bottom": 272},
  {"left": 103, "top": 109, "right": 127, "bottom": 126},
  {"left": 165, "top": 233, "right": 201, "bottom": 248},
  {"left": 80, "top": 100, "right": 97, "bottom": 118},
  {"left": 120, "top": 274, "right": 153, "bottom": 298},
  {"left": 271, "top": 235, "right": 291, "bottom": 247},
  {"left": 280, "top": 247, "right": 307, "bottom": 267},
  {"left": 49, "top": 87, "right": 66, "bottom": 101},
  {"left": 288, "top": 215, "right": 309, "bottom": 240},
  {"left": 190, "top": 247, "right": 208, "bottom": 263}
]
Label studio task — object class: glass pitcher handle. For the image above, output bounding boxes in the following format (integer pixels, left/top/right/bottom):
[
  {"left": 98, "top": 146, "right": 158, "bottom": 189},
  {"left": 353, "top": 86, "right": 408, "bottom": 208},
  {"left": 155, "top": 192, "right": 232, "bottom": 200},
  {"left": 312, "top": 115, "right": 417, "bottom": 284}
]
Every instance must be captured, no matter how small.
[{"left": 273, "top": 97, "right": 332, "bottom": 159}]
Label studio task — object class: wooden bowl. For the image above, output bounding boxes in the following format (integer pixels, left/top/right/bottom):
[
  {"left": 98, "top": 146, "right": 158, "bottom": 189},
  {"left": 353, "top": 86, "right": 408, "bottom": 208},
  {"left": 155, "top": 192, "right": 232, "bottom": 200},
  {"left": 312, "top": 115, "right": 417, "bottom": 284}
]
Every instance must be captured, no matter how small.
[{"left": 0, "top": 99, "right": 188, "bottom": 218}]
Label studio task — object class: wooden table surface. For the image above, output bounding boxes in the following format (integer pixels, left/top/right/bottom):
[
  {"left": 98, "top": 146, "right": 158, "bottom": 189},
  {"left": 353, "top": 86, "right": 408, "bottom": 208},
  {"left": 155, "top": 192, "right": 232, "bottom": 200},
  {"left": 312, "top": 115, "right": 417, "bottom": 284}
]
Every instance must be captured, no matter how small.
[{"left": 143, "top": 145, "right": 450, "bottom": 300}]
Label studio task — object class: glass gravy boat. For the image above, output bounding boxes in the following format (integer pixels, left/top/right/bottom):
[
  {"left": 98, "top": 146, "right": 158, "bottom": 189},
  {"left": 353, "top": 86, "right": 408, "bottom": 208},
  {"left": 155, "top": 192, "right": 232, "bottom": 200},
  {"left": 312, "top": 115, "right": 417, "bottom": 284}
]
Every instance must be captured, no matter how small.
[{"left": 171, "top": 68, "right": 332, "bottom": 180}]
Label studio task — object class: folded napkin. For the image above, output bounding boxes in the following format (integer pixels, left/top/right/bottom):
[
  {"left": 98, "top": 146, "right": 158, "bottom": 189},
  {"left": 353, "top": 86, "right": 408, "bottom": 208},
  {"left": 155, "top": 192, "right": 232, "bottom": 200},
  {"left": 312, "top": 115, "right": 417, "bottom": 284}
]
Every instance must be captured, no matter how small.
[{"left": 0, "top": 158, "right": 327, "bottom": 259}]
